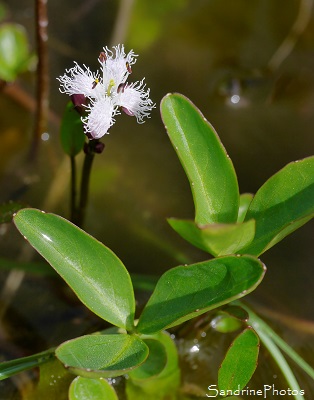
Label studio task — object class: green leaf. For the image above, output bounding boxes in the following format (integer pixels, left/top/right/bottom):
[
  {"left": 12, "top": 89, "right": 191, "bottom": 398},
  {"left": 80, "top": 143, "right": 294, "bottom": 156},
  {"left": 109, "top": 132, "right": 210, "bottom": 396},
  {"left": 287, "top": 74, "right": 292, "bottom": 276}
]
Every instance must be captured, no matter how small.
[
  {"left": 221, "top": 305, "right": 249, "bottom": 321},
  {"left": 218, "top": 327, "right": 259, "bottom": 392},
  {"left": 69, "top": 376, "right": 118, "bottom": 400},
  {"left": 56, "top": 334, "right": 148, "bottom": 378},
  {"left": 0, "top": 23, "right": 35, "bottom": 82},
  {"left": 13, "top": 209, "right": 135, "bottom": 330},
  {"left": 60, "top": 102, "right": 86, "bottom": 156},
  {"left": 0, "top": 201, "right": 25, "bottom": 223},
  {"left": 126, "top": 332, "right": 180, "bottom": 399},
  {"left": 0, "top": 348, "right": 55, "bottom": 381},
  {"left": 237, "top": 193, "right": 253, "bottom": 223},
  {"left": 128, "top": 338, "right": 167, "bottom": 380},
  {"left": 136, "top": 255, "right": 265, "bottom": 334},
  {"left": 161, "top": 93, "right": 239, "bottom": 224},
  {"left": 168, "top": 218, "right": 255, "bottom": 256},
  {"left": 240, "top": 156, "right": 314, "bottom": 255}
]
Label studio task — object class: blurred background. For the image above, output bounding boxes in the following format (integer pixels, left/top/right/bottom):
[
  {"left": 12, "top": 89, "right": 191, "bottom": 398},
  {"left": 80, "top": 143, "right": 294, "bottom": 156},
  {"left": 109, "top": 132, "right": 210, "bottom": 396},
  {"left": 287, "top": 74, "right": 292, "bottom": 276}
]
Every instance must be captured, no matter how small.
[{"left": 0, "top": 0, "right": 313, "bottom": 398}]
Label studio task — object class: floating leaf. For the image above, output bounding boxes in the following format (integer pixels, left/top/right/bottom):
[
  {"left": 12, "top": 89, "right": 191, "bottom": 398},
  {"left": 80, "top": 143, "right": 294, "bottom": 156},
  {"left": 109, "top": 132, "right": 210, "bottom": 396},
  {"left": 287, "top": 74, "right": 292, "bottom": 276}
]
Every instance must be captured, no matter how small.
[
  {"left": 69, "top": 376, "right": 118, "bottom": 400},
  {"left": 161, "top": 93, "right": 239, "bottom": 224},
  {"left": 218, "top": 328, "right": 259, "bottom": 392},
  {"left": 136, "top": 255, "right": 265, "bottom": 334},
  {"left": 60, "top": 102, "right": 86, "bottom": 156},
  {"left": 240, "top": 156, "right": 314, "bottom": 255},
  {"left": 168, "top": 218, "right": 255, "bottom": 256},
  {"left": 14, "top": 209, "right": 135, "bottom": 330},
  {"left": 56, "top": 334, "right": 148, "bottom": 378}
]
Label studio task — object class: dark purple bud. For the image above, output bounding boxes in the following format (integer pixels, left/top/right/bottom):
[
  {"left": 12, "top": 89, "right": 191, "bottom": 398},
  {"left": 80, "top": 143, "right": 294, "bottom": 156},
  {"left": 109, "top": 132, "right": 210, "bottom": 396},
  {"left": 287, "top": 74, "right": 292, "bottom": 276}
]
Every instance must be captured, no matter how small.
[
  {"left": 94, "top": 141, "right": 105, "bottom": 154},
  {"left": 71, "top": 94, "right": 86, "bottom": 115},
  {"left": 84, "top": 139, "right": 105, "bottom": 154}
]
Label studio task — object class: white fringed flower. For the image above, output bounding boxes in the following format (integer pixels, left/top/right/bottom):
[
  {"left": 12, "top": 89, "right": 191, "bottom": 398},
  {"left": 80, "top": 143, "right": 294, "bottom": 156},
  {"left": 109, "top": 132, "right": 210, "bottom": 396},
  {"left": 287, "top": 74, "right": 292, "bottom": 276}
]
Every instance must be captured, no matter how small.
[{"left": 57, "top": 44, "right": 155, "bottom": 139}]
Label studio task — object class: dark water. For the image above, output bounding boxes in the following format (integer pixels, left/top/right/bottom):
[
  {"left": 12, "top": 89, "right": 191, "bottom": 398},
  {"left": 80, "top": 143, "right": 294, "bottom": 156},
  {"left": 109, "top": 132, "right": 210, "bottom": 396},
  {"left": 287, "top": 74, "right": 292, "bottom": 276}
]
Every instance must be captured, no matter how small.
[{"left": 0, "top": 0, "right": 313, "bottom": 398}]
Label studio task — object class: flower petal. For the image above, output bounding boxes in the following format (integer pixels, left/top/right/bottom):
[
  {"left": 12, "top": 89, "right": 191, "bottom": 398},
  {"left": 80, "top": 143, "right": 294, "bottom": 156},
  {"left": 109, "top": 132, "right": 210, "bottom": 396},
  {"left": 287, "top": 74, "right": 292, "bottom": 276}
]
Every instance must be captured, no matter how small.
[
  {"left": 58, "top": 62, "right": 104, "bottom": 99},
  {"left": 82, "top": 97, "right": 116, "bottom": 139},
  {"left": 115, "top": 80, "right": 155, "bottom": 122},
  {"left": 101, "top": 45, "right": 137, "bottom": 91}
]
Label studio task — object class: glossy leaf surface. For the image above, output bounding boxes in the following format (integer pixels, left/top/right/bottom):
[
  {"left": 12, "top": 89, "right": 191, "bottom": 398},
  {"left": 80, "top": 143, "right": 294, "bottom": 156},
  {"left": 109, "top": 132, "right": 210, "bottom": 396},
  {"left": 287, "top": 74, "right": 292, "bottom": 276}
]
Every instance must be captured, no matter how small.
[
  {"left": 69, "top": 377, "right": 118, "bottom": 400},
  {"left": 168, "top": 218, "right": 255, "bottom": 256},
  {"left": 241, "top": 156, "right": 314, "bottom": 255},
  {"left": 136, "top": 256, "right": 265, "bottom": 334},
  {"left": 60, "top": 102, "right": 86, "bottom": 156},
  {"left": 218, "top": 328, "right": 259, "bottom": 391},
  {"left": 161, "top": 93, "right": 239, "bottom": 224},
  {"left": 56, "top": 334, "right": 148, "bottom": 378},
  {"left": 126, "top": 332, "right": 180, "bottom": 399},
  {"left": 210, "top": 314, "right": 242, "bottom": 333},
  {"left": 237, "top": 193, "right": 253, "bottom": 223},
  {"left": 14, "top": 209, "right": 135, "bottom": 330},
  {"left": 128, "top": 338, "right": 167, "bottom": 380}
]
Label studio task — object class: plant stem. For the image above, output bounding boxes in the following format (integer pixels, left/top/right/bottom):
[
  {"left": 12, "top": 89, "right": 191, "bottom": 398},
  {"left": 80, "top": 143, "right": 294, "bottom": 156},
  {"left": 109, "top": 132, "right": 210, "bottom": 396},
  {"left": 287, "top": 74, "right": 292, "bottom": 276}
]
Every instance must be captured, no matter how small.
[
  {"left": 30, "top": 0, "right": 49, "bottom": 159},
  {"left": 70, "top": 155, "right": 77, "bottom": 223},
  {"left": 76, "top": 141, "right": 96, "bottom": 227}
]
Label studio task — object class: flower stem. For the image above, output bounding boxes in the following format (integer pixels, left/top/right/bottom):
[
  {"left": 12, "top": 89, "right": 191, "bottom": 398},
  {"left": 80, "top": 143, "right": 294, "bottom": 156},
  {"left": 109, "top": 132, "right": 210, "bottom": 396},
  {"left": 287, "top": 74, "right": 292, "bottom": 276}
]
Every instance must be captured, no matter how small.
[
  {"left": 70, "top": 155, "right": 77, "bottom": 223},
  {"left": 76, "top": 141, "right": 96, "bottom": 227}
]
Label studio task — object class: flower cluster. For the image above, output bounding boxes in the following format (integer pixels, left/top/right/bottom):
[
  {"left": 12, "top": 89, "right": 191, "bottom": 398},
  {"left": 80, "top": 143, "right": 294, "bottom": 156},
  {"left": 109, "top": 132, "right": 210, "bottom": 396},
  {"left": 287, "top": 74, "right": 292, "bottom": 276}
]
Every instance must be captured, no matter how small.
[{"left": 58, "top": 45, "right": 155, "bottom": 139}]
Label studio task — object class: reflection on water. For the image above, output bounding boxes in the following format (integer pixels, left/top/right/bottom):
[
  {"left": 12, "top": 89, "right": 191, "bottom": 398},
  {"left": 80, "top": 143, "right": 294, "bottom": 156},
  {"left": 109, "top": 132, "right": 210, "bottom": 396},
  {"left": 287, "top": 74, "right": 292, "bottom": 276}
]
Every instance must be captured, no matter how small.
[{"left": 0, "top": 0, "right": 314, "bottom": 398}]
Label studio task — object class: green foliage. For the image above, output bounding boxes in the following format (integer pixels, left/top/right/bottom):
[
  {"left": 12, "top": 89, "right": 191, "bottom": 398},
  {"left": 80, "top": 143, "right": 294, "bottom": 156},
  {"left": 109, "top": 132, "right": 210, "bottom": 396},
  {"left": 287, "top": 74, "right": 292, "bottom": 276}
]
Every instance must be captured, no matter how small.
[
  {"left": 161, "top": 93, "right": 239, "bottom": 225},
  {"left": 136, "top": 255, "right": 265, "bottom": 334},
  {"left": 14, "top": 209, "right": 135, "bottom": 331},
  {"left": 239, "top": 157, "right": 314, "bottom": 255},
  {"left": 60, "top": 102, "right": 86, "bottom": 156},
  {"left": 128, "top": 338, "right": 167, "bottom": 380},
  {"left": 69, "top": 377, "right": 118, "bottom": 400},
  {"left": 168, "top": 218, "right": 255, "bottom": 256},
  {"left": 4, "top": 92, "right": 314, "bottom": 400},
  {"left": 0, "top": 23, "right": 35, "bottom": 82},
  {"left": 161, "top": 94, "right": 314, "bottom": 258},
  {"left": 126, "top": 332, "right": 180, "bottom": 400},
  {"left": 218, "top": 328, "right": 259, "bottom": 392},
  {"left": 56, "top": 334, "right": 149, "bottom": 378},
  {"left": 0, "top": 348, "right": 55, "bottom": 381}
]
